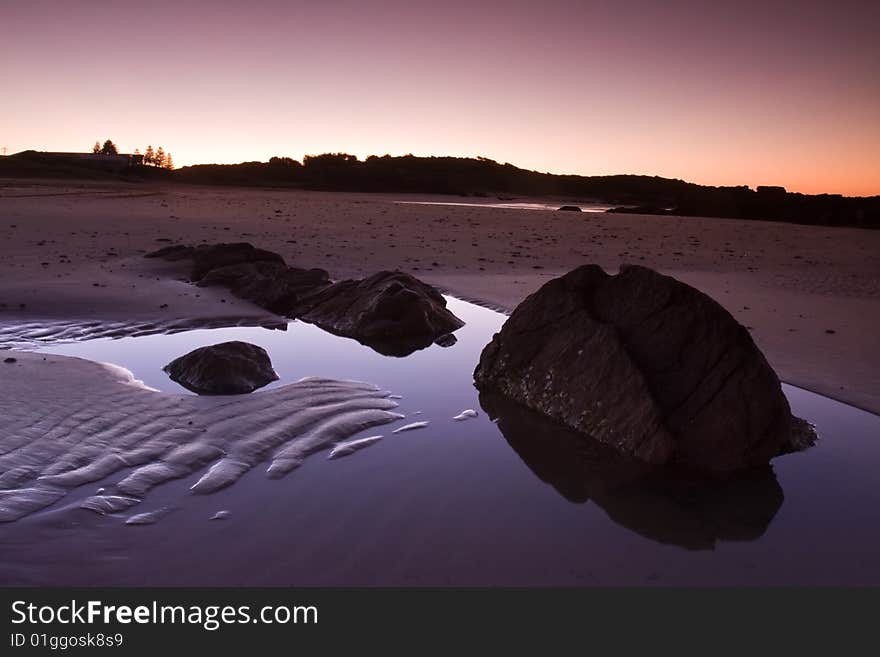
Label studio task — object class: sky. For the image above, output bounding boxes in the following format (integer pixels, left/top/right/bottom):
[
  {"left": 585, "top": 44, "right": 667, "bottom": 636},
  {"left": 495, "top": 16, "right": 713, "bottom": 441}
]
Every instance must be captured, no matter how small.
[{"left": 1, "top": 0, "right": 878, "bottom": 195}]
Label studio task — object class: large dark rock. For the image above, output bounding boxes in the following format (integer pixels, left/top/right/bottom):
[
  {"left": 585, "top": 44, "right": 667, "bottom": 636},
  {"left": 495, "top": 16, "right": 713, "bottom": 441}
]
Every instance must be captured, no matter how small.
[
  {"left": 557, "top": 205, "right": 582, "bottom": 212},
  {"left": 163, "top": 341, "right": 278, "bottom": 395},
  {"left": 474, "top": 265, "right": 814, "bottom": 473},
  {"left": 296, "top": 271, "right": 465, "bottom": 356},
  {"left": 146, "top": 244, "right": 465, "bottom": 356}
]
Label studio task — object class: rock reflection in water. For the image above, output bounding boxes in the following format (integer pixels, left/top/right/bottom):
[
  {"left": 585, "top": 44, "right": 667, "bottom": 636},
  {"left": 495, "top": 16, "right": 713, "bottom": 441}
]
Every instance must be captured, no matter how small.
[
  {"left": 479, "top": 391, "right": 784, "bottom": 550},
  {"left": 311, "top": 324, "right": 457, "bottom": 357}
]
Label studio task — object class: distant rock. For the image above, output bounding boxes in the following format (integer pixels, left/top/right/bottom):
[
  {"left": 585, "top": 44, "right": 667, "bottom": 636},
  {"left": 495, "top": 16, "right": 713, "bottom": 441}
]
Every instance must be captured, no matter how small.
[
  {"left": 557, "top": 205, "right": 582, "bottom": 212},
  {"left": 163, "top": 341, "right": 278, "bottom": 395},
  {"left": 295, "top": 271, "right": 465, "bottom": 356},
  {"left": 474, "top": 265, "right": 814, "bottom": 473},
  {"left": 606, "top": 205, "right": 673, "bottom": 215}
]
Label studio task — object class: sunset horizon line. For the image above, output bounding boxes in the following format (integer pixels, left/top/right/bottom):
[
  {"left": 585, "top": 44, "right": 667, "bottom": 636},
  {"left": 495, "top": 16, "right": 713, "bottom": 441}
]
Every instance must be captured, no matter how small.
[{"left": 7, "top": 144, "right": 877, "bottom": 199}]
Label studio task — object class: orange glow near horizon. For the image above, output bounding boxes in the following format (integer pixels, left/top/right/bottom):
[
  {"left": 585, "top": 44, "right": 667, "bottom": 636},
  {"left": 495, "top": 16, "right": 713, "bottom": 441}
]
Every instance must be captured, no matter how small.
[{"left": 2, "top": 1, "right": 878, "bottom": 197}]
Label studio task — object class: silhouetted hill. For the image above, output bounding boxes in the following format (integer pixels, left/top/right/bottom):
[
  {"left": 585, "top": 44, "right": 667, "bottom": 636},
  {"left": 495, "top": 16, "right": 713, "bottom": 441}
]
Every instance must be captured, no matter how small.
[
  {"left": 173, "top": 154, "right": 879, "bottom": 228},
  {"left": 0, "top": 150, "right": 172, "bottom": 182},
  {"left": 172, "top": 157, "right": 303, "bottom": 187},
  {"left": 608, "top": 184, "right": 880, "bottom": 229},
  {"left": 3, "top": 151, "right": 877, "bottom": 228}
]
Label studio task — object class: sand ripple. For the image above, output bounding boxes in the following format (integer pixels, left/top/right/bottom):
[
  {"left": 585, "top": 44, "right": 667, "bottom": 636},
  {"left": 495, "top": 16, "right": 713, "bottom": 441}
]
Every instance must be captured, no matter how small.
[
  {"left": 0, "top": 352, "right": 401, "bottom": 523},
  {"left": 0, "top": 316, "right": 286, "bottom": 350}
]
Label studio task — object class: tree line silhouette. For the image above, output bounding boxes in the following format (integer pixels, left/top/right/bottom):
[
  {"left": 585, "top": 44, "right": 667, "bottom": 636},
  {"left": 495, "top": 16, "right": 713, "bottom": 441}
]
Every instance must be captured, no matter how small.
[
  {"left": 92, "top": 140, "right": 118, "bottom": 156},
  {"left": 3, "top": 149, "right": 877, "bottom": 228},
  {"left": 138, "top": 145, "right": 173, "bottom": 170},
  {"left": 91, "top": 140, "right": 173, "bottom": 169},
  {"left": 172, "top": 153, "right": 879, "bottom": 229}
]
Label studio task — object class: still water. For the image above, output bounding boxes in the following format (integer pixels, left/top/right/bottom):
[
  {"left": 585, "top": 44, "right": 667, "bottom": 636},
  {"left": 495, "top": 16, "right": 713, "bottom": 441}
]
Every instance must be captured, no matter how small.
[
  {"left": 395, "top": 200, "right": 615, "bottom": 213},
  {"left": 1, "top": 298, "right": 878, "bottom": 585}
]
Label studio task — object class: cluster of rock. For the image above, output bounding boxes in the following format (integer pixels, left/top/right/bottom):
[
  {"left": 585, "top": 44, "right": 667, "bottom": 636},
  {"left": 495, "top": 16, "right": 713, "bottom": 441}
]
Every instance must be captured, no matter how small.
[
  {"left": 147, "top": 243, "right": 463, "bottom": 356},
  {"left": 474, "top": 264, "right": 815, "bottom": 474},
  {"left": 149, "top": 243, "right": 812, "bottom": 476},
  {"left": 146, "top": 243, "right": 330, "bottom": 314}
]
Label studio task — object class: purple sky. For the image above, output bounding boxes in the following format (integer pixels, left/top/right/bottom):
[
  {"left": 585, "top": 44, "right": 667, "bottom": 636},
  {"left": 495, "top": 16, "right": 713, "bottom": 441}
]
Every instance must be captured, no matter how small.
[{"left": 2, "top": 0, "right": 878, "bottom": 194}]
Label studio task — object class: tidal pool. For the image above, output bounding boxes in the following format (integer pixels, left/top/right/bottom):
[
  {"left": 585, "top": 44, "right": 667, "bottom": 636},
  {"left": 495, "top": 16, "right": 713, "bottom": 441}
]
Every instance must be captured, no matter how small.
[{"left": 0, "top": 297, "right": 878, "bottom": 585}]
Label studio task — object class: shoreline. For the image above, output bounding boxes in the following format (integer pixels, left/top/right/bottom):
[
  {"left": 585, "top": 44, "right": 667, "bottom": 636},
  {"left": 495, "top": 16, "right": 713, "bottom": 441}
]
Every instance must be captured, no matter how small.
[{"left": 2, "top": 178, "right": 878, "bottom": 414}]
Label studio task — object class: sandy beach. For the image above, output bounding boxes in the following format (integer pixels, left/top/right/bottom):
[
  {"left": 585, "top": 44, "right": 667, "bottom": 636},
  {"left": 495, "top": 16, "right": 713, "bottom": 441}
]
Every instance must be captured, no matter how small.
[{"left": 1, "top": 178, "right": 878, "bottom": 413}]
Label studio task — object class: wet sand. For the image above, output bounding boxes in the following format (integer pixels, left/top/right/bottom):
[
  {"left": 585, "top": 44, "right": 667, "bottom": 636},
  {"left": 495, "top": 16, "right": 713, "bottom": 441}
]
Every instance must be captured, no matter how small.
[
  {"left": 0, "top": 351, "right": 402, "bottom": 523},
  {"left": 1, "top": 178, "right": 878, "bottom": 413}
]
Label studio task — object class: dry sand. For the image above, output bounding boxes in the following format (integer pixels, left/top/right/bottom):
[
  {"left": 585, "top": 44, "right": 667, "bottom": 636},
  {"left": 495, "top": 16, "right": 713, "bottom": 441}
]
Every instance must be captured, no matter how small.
[{"left": 1, "top": 178, "right": 878, "bottom": 413}]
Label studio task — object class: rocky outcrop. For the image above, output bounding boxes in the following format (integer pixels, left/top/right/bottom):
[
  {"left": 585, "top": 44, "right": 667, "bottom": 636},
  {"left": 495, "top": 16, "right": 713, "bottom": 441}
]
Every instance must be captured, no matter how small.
[
  {"left": 189, "top": 243, "right": 286, "bottom": 281},
  {"left": 296, "top": 271, "right": 465, "bottom": 356},
  {"left": 146, "top": 243, "right": 329, "bottom": 315},
  {"left": 146, "top": 242, "right": 286, "bottom": 281},
  {"left": 557, "top": 205, "right": 582, "bottom": 212},
  {"left": 145, "top": 243, "right": 465, "bottom": 356},
  {"left": 474, "top": 265, "right": 814, "bottom": 473},
  {"left": 163, "top": 341, "right": 279, "bottom": 395},
  {"left": 197, "top": 261, "right": 331, "bottom": 314}
]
